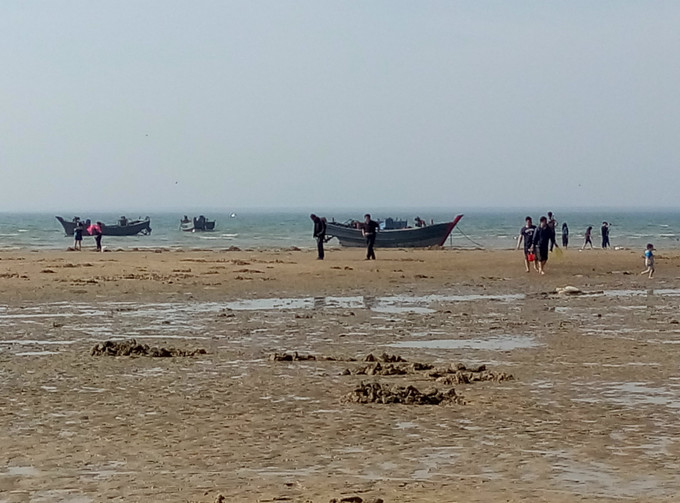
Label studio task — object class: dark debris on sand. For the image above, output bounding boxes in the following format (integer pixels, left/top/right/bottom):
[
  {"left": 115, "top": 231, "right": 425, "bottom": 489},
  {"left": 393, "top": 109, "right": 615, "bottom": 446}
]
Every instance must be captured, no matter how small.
[
  {"left": 269, "top": 351, "right": 353, "bottom": 362},
  {"left": 342, "top": 381, "right": 465, "bottom": 405},
  {"left": 91, "top": 339, "right": 207, "bottom": 357},
  {"left": 344, "top": 360, "right": 435, "bottom": 376},
  {"left": 330, "top": 497, "right": 384, "bottom": 503},
  {"left": 429, "top": 363, "right": 514, "bottom": 384}
]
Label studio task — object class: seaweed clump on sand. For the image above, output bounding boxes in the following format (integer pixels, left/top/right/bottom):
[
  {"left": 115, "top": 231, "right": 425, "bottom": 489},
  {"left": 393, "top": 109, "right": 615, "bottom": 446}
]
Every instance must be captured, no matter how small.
[
  {"left": 342, "top": 381, "right": 465, "bottom": 405},
  {"left": 91, "top": 339, "right": 206, "bottom": 357},
  {"left": 428, "top": 363, "right": 514, "bottom": 384},
  {"left": 269, "top": 351, "right": 352, "bottom": 362}
]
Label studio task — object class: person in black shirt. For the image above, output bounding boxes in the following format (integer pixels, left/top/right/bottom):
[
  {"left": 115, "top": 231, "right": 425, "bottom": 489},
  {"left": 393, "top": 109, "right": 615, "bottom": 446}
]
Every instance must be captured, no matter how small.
[
  {"left": 310, "top": 214, "right": 326, "bottom": 260},
  {"left": 547, "top": 211, "right": 557, "bottom": 251},
  {"left": 516, "top": 216, "right": 538, "bottom": 273},
  {"left": 362, "top": 213, "right": 379, "bottom": 260},
  {"left": 532, "top": 216, "right": 558, "bottom": 275},
  {"left": 73, "top": 222, "right": 84, "bottom": 251},
  {"left": 601, "top": 221, "right": 610, "bottom": 248}
]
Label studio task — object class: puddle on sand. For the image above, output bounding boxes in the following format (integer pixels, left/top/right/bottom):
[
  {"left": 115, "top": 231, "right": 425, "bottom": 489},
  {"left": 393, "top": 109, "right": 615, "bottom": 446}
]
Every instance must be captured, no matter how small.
[
  {"left": 572, "top": 381, "right": 680, "bottom": 409},
  {"left": 603, "top": 288, "right": 680, "bottom": 298},
  {"left": 15, "top": 350, "right": 60, "bottom": 356},
  {"left": 553, "top": 458, "right": 667, "bottom": 498},
  {"left": 389, "top": 335, "right": 538, "bottom": 351},
  {"left": 17, "top": 491, "right": 93, "bottom": 503},
  {"left": 0, "top": 465, "right": 41, "bottom": 476},
  {"left": 221, "top": 293, "right": 524, "bottom": 314}
]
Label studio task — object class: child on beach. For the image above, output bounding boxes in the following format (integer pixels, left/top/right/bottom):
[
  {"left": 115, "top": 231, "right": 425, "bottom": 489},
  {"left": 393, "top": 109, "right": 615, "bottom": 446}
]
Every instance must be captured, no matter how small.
[{"left": 640, "top": 243, "right": 655, "bottom": 278}]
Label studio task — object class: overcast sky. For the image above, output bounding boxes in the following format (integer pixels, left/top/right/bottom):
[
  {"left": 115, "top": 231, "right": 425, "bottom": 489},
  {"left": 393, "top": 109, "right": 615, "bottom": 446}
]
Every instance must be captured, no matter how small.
[{"left": 2, "top": 1, "right": 679, "bottom": 212}]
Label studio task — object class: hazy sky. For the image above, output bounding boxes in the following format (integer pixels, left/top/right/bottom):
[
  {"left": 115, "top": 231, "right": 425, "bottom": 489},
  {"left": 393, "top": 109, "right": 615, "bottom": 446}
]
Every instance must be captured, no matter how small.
[{"left": 2, "top": 1, "right": 679, "bottom": 212}]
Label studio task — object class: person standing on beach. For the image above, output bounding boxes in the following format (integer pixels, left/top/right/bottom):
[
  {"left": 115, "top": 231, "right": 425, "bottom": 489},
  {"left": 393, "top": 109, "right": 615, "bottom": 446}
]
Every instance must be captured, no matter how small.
[
  {"left": 73, "top": 221, "right": 84, "bottom": 251},
  {"left": 89, "top": 222, "right": 103, "bottom": 252},
  {"left": 516, "top": 216, "right": 538, "bottom": 273},
  {"left": 561, "top": 222, "right": 569, "bottom": 249},
  {"left": 640, "top": 243, "right": 655, "bottom": 278},
  {"left": 582, "top": 226, "right": 594, "bottom": 249},
  {"left": 362, "top": 213, "right": 379, "bottom": 260},
  {"left": 547, "top": 212, "right": 557, "bottom": 251},
  {"left": 532, "top": 216, "right": 558, "bottom": 275},
  {"left": 601, "top": 221, "right": 610, "bottom": 248},
  {"left": 310, "top": 214, "right": 326, "bottom": 260}
]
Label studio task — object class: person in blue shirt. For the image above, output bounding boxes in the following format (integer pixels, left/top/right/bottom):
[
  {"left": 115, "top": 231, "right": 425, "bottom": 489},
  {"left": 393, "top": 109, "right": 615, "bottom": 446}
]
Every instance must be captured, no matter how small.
[{"left": 640, "top": 243, "right": 655, "bottom": 278}]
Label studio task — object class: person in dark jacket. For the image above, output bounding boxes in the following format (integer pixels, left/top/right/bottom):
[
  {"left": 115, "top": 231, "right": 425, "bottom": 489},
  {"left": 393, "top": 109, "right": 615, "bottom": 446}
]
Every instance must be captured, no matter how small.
[
  {"left": 601, "top": 221, "right": 610, "bottom": 248},
  {"left": 73, "top": 222, "right": 84, "bottom": 251},
  {"left": 310, "top": 214, "right": 326, "bottom": 260},
  {"left": 532, "top": 216, "right": 558, "bottom": 275},
  {"left": 361, "top": 213, "right": 379, "bottom": 260},
  {"left": 561, "top": 222, "right": 569, "bottom": 249}
]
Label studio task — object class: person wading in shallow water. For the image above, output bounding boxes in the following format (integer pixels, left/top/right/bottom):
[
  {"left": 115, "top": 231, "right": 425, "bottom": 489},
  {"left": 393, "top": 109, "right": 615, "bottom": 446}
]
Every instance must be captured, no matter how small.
[
  {"left": 361, "top": 213, "right": 379, "bottom": 260},
  {"left": 310, "top": 214, "right": 326, "bottom": 260}
]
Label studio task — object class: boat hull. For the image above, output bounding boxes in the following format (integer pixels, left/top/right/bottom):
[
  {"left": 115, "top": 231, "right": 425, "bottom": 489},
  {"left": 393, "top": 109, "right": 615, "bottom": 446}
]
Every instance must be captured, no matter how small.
[
  {"left": 56, "top": 217, "right": 152, "bottom": 236},
  {"left": 326, "top": 215, "right": 463, "bottom": 248}
]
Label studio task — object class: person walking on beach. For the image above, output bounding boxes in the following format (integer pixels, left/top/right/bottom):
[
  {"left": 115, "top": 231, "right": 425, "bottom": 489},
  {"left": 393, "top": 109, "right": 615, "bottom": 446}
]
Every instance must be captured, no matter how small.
[
  {"left": 516, "top": 216, "right": 538, "bottom": 273},
  {"left": 532, "top": 216, "right": 558, "bottom": 275},
  {"left": 73, "top": 221, "right": 84, "bottom": 251},
  {"left": 561, "top": 222, "right": 569, "bottom": 249},
  {"left": 547, "top": 212, "right": 557, "bottom": 251},
  {"left": 582, "top": 226, "right": 594, "bottom": 249},
  {"left": 89, "top": 222, "right": 103, "bottom": 252},
  {"left": 362, "top": 213, "right": 379, "bottom": 260},
  {"left": 310, "top": 214, "right": 326, "bottom": 260},
  {"left": 601, "top": 221, "right": 610, "bottom": 248},
  {"left": 640, "top": 243, "right": 655, "bottom": 278}
]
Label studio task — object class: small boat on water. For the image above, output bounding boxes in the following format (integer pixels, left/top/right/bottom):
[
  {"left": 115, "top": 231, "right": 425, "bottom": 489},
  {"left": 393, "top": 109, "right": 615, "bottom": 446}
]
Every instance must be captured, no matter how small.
[
  {"left": 56, "top": 216, "right": 152, "bottom": 236},
  {"left": 179, "top": 215, "right": 216, "bottom": 232},
  {"left": 326, "top": 215, "right": 463, "bottom": 248}
]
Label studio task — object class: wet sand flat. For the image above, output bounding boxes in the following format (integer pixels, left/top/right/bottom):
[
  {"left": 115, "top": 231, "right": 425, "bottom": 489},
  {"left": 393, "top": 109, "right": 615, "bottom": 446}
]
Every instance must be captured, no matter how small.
[{"left": 1, "top": 247, "right": 680, "bottom": 502}]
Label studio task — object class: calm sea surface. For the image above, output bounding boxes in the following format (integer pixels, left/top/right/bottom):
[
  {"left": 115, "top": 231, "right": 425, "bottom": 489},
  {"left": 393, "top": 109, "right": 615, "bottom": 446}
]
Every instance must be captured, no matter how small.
[{"left": 0, "top": 209, "right": 678, "bottom": 252}]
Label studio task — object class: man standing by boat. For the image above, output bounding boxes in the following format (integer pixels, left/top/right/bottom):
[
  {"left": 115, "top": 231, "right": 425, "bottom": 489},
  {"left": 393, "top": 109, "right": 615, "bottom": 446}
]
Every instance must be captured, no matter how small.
[
  {"left": 310, "top": 214, "right": 326, "bottom": 260},
  {"left": 362, "top": 213, "right": 379, "bottom": 260}
]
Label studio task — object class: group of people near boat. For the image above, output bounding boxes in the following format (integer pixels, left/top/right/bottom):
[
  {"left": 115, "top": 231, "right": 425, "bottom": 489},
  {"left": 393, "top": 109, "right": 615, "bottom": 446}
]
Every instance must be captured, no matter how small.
[
  {"left": 72, "top": 218, "right": 103, "bottom": 252},
  {"left": 311, "top": 213, "right": 379, "bottom": 261}
]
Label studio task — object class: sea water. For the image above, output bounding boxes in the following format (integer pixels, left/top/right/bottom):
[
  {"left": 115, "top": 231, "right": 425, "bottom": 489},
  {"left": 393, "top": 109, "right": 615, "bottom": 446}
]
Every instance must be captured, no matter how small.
[{"left": 0, "top": 209, "right": 678, "bottom": 251}]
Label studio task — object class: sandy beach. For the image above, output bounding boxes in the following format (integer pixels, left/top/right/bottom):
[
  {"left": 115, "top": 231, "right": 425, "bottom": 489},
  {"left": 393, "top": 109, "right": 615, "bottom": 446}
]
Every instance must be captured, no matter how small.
[{"left": 2, "top": 246, "right": 680, "bottom": 502}]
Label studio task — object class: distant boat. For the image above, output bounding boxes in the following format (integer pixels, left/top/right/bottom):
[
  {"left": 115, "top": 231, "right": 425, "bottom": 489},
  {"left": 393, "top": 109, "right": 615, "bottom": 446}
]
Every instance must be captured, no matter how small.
[
  {"left": 179, "top": 215, "right": 216, "bottom": 232},
  {"left": 326, "top": 215, "right": 463, "bottom": 248},
  {"left": 56, "top": 216, "right": 151, "bottom": 236}
]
